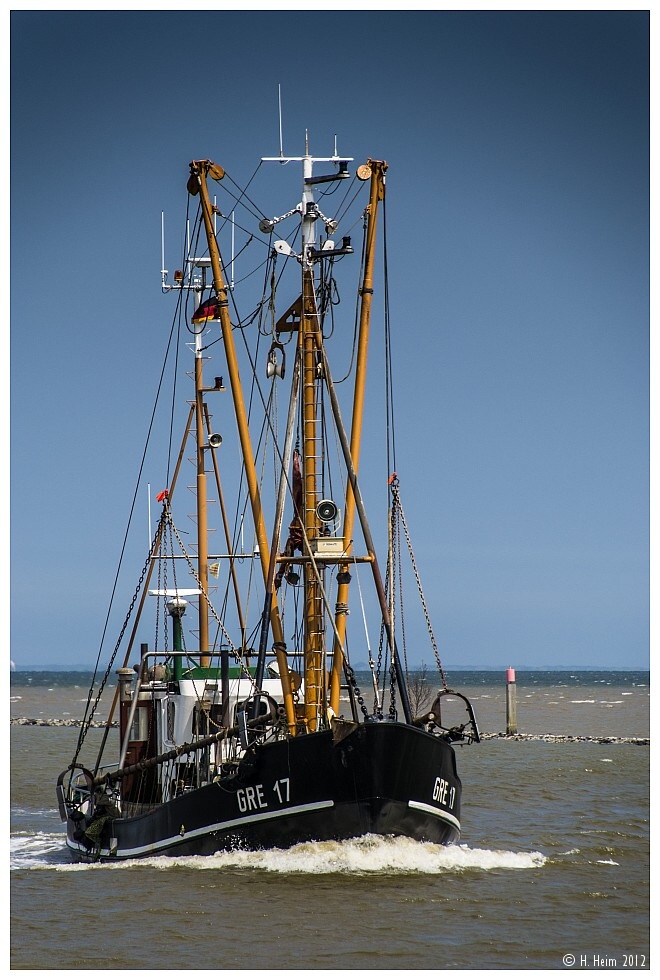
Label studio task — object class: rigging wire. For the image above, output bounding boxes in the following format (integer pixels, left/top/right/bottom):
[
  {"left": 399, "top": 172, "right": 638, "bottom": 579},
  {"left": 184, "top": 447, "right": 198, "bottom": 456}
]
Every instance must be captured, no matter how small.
[
  {"left": 221, "top": 163, "right": 266, "bottom": 223},
  {"left": 166, "top": 192, "right": 196, "bottom": 480},
  {"left": 77, "top": 250, "right": 192, "bottom": 729},
  {"left": 382, "top": 195, "right": 397, "bottom": 479},
  {"left": 75, "top": 183, "right": 272, "bottom": 755},
  {"left": 332, "top": 208, "right": 367, "bottom": 384},
  {"left": 326, "top": 173, "right": 359, "bottom": 224},
  {"left": 378, "top": 194, "right": 449, "bottom": 691},
  {"left": 390, "top": 480, "right": 449, "bottom": 691}
]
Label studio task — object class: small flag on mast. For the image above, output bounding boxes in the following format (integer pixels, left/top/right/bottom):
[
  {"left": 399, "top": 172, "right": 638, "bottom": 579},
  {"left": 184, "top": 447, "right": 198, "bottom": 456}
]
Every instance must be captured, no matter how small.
[{"left": 191, "top": 297, "right": 221, "bottom": 324}]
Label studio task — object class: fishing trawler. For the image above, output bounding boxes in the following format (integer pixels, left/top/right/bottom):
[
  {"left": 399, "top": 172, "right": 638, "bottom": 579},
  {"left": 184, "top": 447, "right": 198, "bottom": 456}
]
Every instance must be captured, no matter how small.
[{"left": 57, "top": 142, "right": 479, "bottom": 861}]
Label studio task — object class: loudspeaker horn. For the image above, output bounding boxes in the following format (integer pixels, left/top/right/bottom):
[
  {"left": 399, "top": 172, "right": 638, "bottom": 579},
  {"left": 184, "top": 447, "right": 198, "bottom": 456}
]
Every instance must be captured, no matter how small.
[{"left": 316, "top": 499, "right": 339, "bottom": 524}]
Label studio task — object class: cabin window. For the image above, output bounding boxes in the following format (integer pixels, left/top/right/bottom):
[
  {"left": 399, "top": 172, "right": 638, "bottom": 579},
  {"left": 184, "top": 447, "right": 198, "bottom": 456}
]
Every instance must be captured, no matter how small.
[
  {"left": 193, "top": 704, "right": 207, "bottom": 737},
  {"left": 130, "top": 706, "right": 149, "bottom": 742},
  {"left": 233, "top": 698, "right": 269, "bottom": 726},
  {"left": 193, "top": 703, "right": 223, "bottom": 736}
]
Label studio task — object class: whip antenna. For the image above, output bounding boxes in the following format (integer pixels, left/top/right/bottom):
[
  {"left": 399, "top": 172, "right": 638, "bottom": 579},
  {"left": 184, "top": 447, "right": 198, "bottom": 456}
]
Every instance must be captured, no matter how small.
[
  {"left": 161, "top": 213, "right": 166, "bottom": 286},
  {"left": 231, "top": 211, "right": 235, "bottom": 290}
]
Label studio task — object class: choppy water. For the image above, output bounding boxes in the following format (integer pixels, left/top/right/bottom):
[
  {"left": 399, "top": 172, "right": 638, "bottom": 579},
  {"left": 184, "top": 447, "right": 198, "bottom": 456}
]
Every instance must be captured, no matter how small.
[
  {"left": 10, "top": 668, "right": 651, "bottom": 739},
  {"left": 10, "top": 671, "right": 650, "bottom": 970}
]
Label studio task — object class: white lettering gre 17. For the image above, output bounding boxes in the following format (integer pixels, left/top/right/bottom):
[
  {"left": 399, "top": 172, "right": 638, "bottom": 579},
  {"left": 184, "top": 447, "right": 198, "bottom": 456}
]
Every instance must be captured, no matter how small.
[
  {"left": 432, "top": 776, "right": 456, "bottom": 809},
  {"left": 236, "top": 784, "right": 267, "bottom": 813},
  {"left": 273, "top": 777, "right": 290, "bottom": 803},
  {"left": 236, "top": 778, "right": 291, "bottom": 813}
]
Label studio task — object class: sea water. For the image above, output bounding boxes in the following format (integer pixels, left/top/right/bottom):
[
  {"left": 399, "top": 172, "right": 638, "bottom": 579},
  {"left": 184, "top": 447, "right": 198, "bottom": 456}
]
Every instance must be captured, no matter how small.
[{"left": 10, "top": 671, "right": 650, "bottom": 971}]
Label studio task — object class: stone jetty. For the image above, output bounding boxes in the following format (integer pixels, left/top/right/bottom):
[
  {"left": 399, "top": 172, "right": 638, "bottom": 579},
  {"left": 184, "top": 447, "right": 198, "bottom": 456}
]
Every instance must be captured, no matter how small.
[
  {"left": 478, "top": 731, "right": 648, "bottom": 744},
  {"left": 11, "top": 717, "right": 118, "bottom": 728}
]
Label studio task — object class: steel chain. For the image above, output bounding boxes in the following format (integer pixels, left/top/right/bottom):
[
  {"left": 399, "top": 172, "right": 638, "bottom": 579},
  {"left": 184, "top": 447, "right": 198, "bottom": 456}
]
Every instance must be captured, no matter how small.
[
  {"left": 388, "top": 503, "right": 399, "bottom": 720},
  {"left": 342, "top": 655, "right": 370, "bottom": 720},
  {"left": 390, "top": 481, "right": 448, "bottom": 690}
]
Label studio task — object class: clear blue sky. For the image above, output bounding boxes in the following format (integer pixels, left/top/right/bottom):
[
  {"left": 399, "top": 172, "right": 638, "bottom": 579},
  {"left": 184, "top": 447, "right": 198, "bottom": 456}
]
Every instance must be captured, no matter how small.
[{"left": 10, "top": 10, "right": 649, "bottom": 669}]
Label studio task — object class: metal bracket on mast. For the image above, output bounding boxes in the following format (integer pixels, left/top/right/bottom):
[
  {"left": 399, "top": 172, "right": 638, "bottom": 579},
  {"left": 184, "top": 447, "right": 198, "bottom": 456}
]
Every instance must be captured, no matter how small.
[{"left": 260, "top": 144, "right": 355, "bottom": 269}]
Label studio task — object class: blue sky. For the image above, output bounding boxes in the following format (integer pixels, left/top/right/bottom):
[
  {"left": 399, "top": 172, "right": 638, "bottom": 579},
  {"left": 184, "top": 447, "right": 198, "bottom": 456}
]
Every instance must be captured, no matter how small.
[{"left": 10, "top": 9, "right": 649, "bottom": 669}]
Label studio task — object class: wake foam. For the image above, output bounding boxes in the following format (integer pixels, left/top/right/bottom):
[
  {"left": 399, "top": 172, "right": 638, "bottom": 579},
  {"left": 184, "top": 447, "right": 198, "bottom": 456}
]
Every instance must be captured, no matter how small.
[
  {"left": 12, "top": 833, "right": 546, "bottom": 874},
  {"left": 10, "top": 832, "right": 69, "bottom": 869},
  {"left": 183, "top": 836, "right": 548, "bottom": 874}
]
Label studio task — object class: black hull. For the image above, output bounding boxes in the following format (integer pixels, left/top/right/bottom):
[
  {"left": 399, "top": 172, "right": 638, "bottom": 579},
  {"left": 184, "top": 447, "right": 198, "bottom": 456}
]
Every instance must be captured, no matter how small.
[{"left": 66, "top": 722, "right": 462, "bottom": 861}]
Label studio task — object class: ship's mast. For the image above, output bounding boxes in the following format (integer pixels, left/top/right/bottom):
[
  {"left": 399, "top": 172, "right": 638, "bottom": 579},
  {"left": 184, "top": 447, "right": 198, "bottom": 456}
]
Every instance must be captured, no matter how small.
[
  {"left": 260, "top": 143, "right": 354, "bottom": 731},
  {"left": 279, "top": 145, "right": 352, "bottom": 730},
  {"left": 300, "top": 149, "right": 324, "bottom": 730},
  {"left": 193, "top": 286, "right": 210, "bottom": 662},
  {"left": 263, "top": 144, "right": 386, "bottom": 731},
  {"left": 160, "top": 226, "right": 214, "bottom": 665},
  {"left": 189, "top": 160, "right": 297, "bottom": 733},
  {"left": 329, "top": 160, "right": 387, "bottom": 714}
]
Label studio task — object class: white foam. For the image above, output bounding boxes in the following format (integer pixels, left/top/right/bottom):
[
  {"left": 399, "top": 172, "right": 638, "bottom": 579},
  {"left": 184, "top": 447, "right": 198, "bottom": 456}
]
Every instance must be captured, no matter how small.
[
  {"left": 35, "top": 835, "right": 547, "bottom": 875},
  {"left": 10, "top": 833, "right": 68, "bottom": 869}
]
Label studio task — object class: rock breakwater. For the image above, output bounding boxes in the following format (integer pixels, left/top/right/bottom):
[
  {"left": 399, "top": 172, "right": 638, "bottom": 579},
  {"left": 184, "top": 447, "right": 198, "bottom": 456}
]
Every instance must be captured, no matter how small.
[
  {"left": 478, "top": 731, "right": 648, "bottom": 744},
  {"left": 12, "top": 717, "right": 118, "bottom": 728}
]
